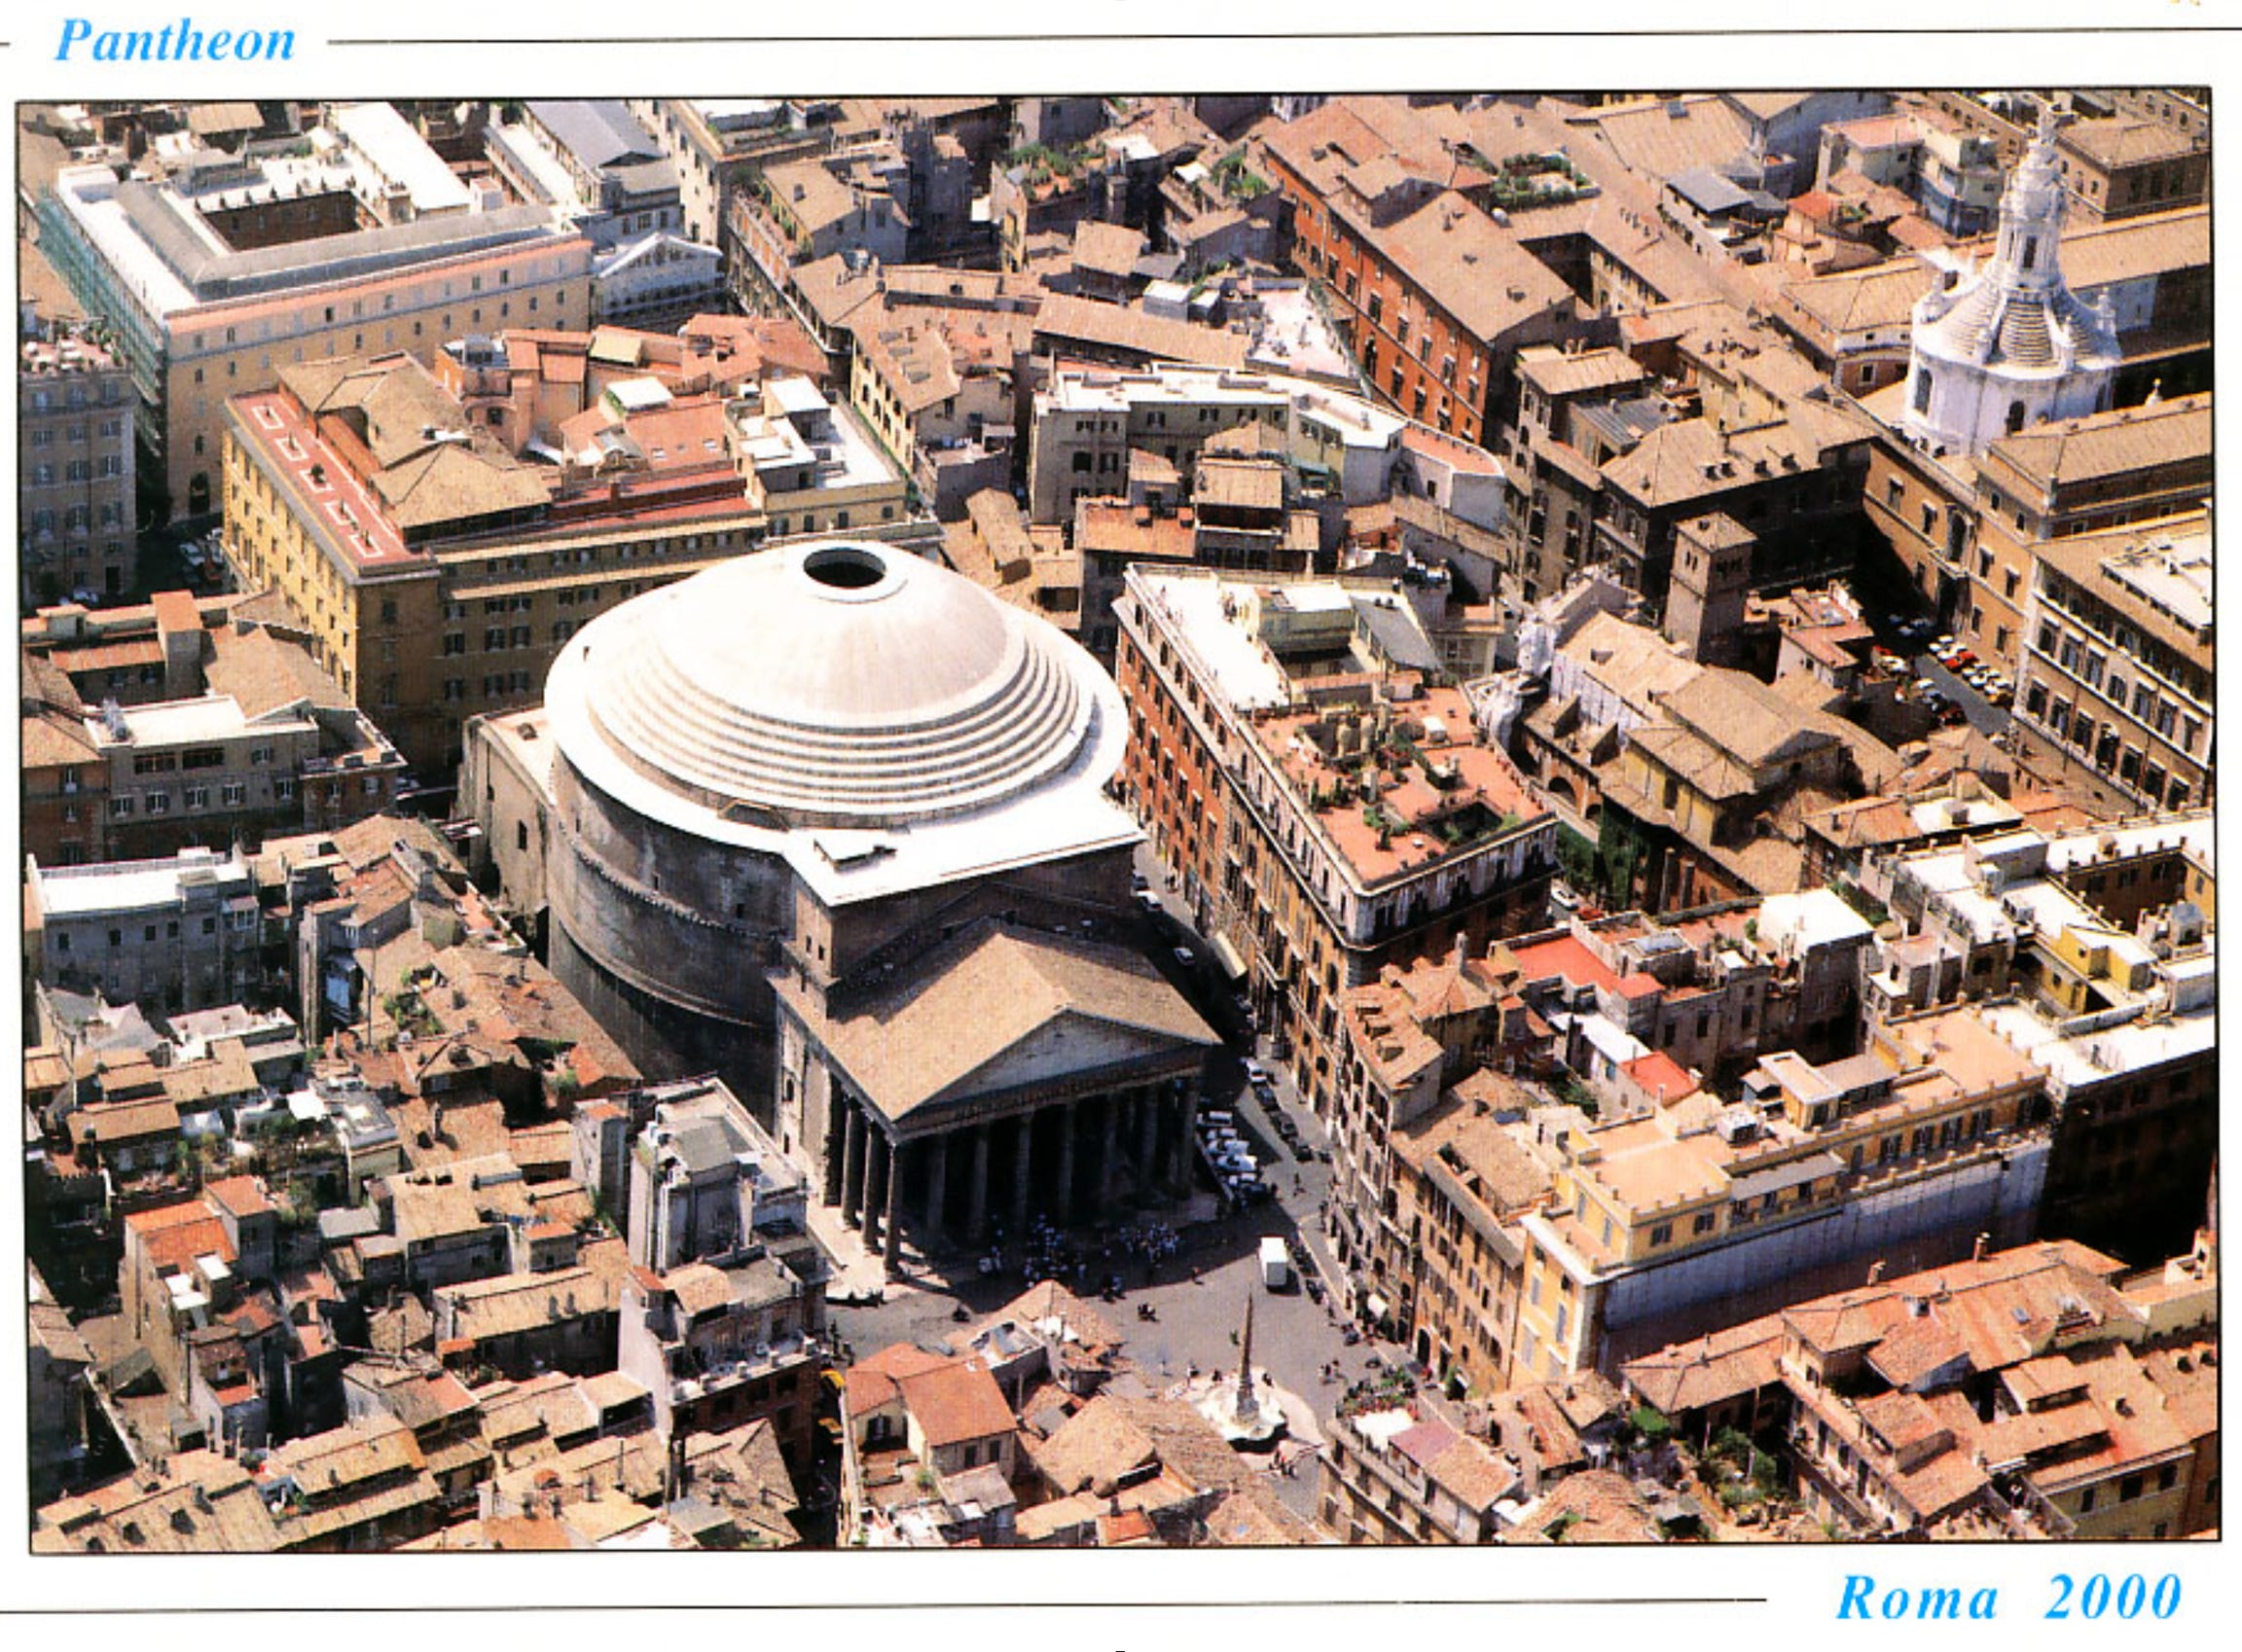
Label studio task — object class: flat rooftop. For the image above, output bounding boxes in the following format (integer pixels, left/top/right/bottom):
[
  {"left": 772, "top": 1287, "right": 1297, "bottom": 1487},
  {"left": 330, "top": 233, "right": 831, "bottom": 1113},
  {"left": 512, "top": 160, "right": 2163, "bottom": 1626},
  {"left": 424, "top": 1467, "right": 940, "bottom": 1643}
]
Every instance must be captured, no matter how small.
[
  {"left": 1982, "top": 966, "right": 2215, "bottom": 1092},
  {"left": 231, "top": 387, "right": 426, "bottom": 573},
  {"left": 1132, "top": 572, "right": 1290, "bottom": 711},
  {"left": 33, "top": 849, "right": 252, "bottom": 918},
  {"left": 331, "top": 103, "right": 472, "bottom": 216},
  {"left": 90, "top": 693, "right": 307, "bottom": 751},
  {"left": 2040, "top": 809, "right": 2214, "bottom": 877},
  {"left": 2096, "top": 526, "right": 2213, "bottom": 631}
]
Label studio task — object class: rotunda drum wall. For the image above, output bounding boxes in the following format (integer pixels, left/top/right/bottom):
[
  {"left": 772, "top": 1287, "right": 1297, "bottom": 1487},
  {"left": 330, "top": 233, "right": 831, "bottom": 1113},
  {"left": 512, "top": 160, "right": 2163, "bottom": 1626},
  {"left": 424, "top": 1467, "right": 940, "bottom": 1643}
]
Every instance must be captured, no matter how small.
[{"left": 548, "top": 752, "right": 790, "bottom": 1023}]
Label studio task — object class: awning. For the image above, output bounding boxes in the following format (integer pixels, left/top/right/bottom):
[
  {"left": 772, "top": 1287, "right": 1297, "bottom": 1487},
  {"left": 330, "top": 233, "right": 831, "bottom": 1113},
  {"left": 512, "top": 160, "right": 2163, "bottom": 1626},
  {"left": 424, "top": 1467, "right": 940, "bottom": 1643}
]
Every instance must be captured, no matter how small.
[{"left": 1211, "top": 933, "right": 1248, "bottom": 981}]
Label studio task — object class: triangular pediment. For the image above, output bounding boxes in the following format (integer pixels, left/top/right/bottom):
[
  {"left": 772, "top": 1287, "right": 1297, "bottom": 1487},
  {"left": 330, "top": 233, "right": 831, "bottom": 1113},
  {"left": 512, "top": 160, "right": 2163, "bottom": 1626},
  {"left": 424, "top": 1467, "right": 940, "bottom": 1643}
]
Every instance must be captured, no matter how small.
[{"left": 915, "top": 1007, "right": 1198, "bottom": 1117}]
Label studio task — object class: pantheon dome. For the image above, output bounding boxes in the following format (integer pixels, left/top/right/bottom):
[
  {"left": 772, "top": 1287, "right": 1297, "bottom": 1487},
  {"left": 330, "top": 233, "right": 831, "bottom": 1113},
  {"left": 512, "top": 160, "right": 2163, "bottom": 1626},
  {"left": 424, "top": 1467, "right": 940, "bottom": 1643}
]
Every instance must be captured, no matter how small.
[
  {"left": 555, "top": 540, "right": 1109, "bottom": 828},
  {"left": 539, "top": 541, "right": 1140, "bottom": 1107}
]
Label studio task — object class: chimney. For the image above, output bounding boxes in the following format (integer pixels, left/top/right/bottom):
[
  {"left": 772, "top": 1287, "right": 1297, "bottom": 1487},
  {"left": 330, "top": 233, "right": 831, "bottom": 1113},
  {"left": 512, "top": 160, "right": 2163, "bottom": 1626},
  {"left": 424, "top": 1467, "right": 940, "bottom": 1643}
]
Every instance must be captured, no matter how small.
[
  {"left": 1971, "top": 1232, "right": 1989, "bottom": 1263},
  {"left": 1866, "top": 1259, "right": 1887, "bottom": 1284}
]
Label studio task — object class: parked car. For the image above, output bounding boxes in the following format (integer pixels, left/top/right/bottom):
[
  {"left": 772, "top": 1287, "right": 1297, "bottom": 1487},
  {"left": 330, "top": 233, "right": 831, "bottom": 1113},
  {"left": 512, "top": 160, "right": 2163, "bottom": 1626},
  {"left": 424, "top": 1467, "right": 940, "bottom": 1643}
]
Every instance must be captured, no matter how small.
[{"left": 1173, "top": 946, "right": 1198, "bottom": 968}]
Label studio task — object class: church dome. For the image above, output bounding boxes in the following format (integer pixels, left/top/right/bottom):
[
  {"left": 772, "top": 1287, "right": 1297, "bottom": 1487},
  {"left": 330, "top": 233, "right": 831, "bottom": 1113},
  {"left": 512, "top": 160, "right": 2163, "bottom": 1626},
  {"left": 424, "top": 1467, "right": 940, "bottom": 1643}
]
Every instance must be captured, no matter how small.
[
  {"left": 547, "top": 542, "right": 1103, "bottom": 827},
  {"left": 1899, "top": 107, "right": 2118, "bottom": 455}
]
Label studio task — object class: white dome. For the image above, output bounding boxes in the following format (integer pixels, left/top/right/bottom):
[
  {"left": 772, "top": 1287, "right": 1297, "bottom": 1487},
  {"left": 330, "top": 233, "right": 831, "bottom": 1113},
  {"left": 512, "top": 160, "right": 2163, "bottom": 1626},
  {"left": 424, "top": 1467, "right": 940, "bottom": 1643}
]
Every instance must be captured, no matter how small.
[{"left": 551, "top": 542, "right": 1103, "bottom": 826}]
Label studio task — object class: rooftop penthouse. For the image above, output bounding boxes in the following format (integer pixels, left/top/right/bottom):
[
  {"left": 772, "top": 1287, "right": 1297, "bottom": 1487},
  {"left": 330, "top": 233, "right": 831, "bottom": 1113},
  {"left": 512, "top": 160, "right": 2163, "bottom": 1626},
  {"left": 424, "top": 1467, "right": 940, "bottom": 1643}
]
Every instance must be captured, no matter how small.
[{"left": 1875, "top": 809, "right": 2213, "bottom": 1006}]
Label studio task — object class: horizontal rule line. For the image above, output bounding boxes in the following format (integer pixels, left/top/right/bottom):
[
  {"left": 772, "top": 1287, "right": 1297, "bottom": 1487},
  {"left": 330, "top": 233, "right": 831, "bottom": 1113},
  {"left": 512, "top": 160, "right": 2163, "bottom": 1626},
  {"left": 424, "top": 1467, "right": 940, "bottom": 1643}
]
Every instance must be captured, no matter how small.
[
  {"left": 1, "top": 1599, "right": 1767, "bottom": 1617},
  {"left": 326, "top": 26, "right": 2231, "bottom": 45}
]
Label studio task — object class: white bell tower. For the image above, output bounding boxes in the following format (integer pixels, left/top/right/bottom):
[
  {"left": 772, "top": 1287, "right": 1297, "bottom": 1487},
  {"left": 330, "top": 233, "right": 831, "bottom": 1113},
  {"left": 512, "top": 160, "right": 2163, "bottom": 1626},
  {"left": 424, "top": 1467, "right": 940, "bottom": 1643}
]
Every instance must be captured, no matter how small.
[{"left": 1899, "top": 106, "right": 2119, "bottom": 456}]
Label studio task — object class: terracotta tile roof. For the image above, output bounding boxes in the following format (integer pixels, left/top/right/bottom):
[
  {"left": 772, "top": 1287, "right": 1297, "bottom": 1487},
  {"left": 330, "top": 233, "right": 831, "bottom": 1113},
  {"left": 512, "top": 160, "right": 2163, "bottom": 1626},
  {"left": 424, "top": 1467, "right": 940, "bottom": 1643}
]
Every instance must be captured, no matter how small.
[
  {"left": 1032, "top": 293, "right": 1249, "bottom": 370},
  {"left": 1521, "top": 1465, "right": 1660, "bottom": 1543},
  {"left": 199, "top": 1174, "right": 273, "bottom": 1218},
  {"left": 1259, "top": 96, "right": 1475, "bottom": 201},
  {"left": 1557, "top": 612, "right": 1704, "bottom": 715},
  {"left": 985, "top": 1281, "right": 1125, "bottom": 1352},
  {"left": 1392, "top": 1096, "right": 1553, "bottom": 1217},
  {"left": 1517, "top": 344, "right": 1649, "bottom": 399},
  {"left": 680, "top": 1419, "right": 802, "bottom": 1545},
  {"left": 124, "top": 1197, "right": 235, "bottom": 1273},
  {"left": 1780, "top": 1241, "right": 2129, "bottom": 1371},
  {"left": 1574, "top": 97, "right": 1753, "bottom": 183},
  {"left": 1099, "top": 1505, "right": 1158, "bottom": 1546},
  {"left": 1031, "top": 1395, "right": 1160, "bottom": 1493},
  {"left": 1071, "top": 498, "right": 1198, "bottom": 563},
  {"left": 1425, "top": 1430, "right": 1521, "bottom": 1510},
  {"left": 1369, "top": 191, "right": 1574, "bottom": 342},
  {"left": 149, "top": 589, "right": 204, "bottom": 637},
  {"left": 1071, "top": 220, "right": 1148, "bottom": 279},
  {"left": 1192, "top": 454, "right": 1286, "bottom": 512},
  {"left": 72, "top": 1096, "right": 182, "bottom": 1151},
  {"left": 2059, "top": 115, "right": 2199, "bottom": 170},
  {"left": 1033, "top": 1394, "right": 1255, "bottom": 1498},
  {"left": 46, "top": 637, "right": 164, "bottom": 674},
  {"left": 2134, "top": 1337, "right": 2218, "bottom": 1442},
  {"left": 158, "top": 1043, "right": 263, "bottom": 1110},
  {"left": 352, "top": 1362, "right": 482, "bottom": 1432},
  {"left": 435, "top": 1265, "right": 613, "bottom": 1342},
  {"left": 845, "top": 1342, "right": 954, "bottom": 1414},
  {"left": 35, "top": 1451, "right": 281, "bottom": 1553},
  {"left": 664, "top": 1261, "right": 734, "bottom": 1319},
  {"left": 779, "top": 921, "right": 1217, "bottom": 1125},
  {"left": 411, "top": 1512, "right": 576, "bottom": 1550},
  {"left": 1600, "top": 407, "right": 1866, "bottom": 511},
  {"left": 1623, "top": 1314, "right": 1786, "bottom": 1416},
  {"left": 21, "top": 706, "right": 98, "bottom": 767},
  {"left": 896, "top": 1357, "right": 1015, "bottom": 1448},
  {"left": 1200, "top": 1485, "right": 1328, "bottom": 1545},
  {"left": 1980, "top": 391, "right": 2210, "bottom": 490},
  {"left": 265, "top": 1414, "right": 426, "bottom": 1491}
]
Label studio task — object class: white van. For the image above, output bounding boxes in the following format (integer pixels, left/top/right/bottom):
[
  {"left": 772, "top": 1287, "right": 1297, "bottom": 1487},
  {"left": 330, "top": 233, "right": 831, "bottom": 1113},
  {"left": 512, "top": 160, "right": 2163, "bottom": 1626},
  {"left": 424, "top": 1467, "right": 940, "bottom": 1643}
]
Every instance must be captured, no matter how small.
[{"left": 1258, "top": 1237, "right": 1290, "bottom": 1291}]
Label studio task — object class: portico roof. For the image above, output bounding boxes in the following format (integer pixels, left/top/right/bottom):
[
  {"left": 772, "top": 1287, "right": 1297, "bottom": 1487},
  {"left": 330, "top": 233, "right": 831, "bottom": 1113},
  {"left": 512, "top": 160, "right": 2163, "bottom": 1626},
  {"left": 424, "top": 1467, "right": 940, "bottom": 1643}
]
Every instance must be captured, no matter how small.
[{"left": 778, "top": 919, "right": 1219, "bottom": 1131}]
